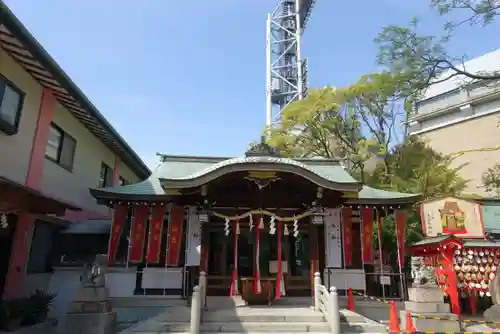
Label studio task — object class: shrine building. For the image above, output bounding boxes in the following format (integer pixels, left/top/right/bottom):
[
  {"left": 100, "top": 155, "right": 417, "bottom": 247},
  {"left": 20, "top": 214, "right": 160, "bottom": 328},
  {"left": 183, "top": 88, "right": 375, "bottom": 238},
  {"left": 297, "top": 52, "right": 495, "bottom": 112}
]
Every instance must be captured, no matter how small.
[
  {"left": 409, "top": 195, "right": 500, "bottom": 316},
  {"left": 89, "top": 142, "right": 421, "bottom": 299}
]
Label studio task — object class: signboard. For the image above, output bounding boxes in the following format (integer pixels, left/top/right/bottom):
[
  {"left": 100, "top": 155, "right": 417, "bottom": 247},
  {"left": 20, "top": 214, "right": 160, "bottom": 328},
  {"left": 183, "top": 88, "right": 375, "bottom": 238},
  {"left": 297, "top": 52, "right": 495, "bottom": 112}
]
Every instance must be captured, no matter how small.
[
  {"left": 380, "top": 276, "right": 391, "bottom": 285},
  {"left": 325, "top": 208, "right": 342, "bottom": 268},
  {"left": 481, "top": 204, "right": 500, "bottom": 233},
  {"left": 421, "top": 196, "right": 484, "bottom": 238},
  {"left": 185, "top": 207, "right": 201, "bottom": 266}
]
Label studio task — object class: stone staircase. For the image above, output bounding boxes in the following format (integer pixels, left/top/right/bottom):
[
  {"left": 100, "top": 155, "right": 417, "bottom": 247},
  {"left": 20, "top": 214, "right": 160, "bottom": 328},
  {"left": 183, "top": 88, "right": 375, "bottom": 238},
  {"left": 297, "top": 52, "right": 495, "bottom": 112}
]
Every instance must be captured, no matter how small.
[{"left": 118, "top": 297, "right": 386, "bottom": 334}]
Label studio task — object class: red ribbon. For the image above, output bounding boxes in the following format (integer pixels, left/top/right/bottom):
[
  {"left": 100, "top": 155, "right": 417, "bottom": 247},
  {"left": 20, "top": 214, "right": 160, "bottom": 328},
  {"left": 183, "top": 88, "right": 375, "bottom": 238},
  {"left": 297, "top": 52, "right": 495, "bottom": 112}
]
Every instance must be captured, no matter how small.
[
  {"left": 254, "top": 215, "right": 261, "bottom": 295},
  {"left": 342, "top": 207, "right": 353, "bottom": 266},
  {"left": 275, "top": 220, "right": 282, "bottom": 299},
  {"left": 230, "top": 220, "right": 239, "bottom": 296},
  {"left": 362, "top": 208, "right": 374, "bottom": 264},
  {"left": 128, "top": 205, "right": 149, "bottom": 263},
  {"left": 107, "top": 205, "right": 128, "bottom": 264},
  {"left": 376, "top": 212, "right": 384, "bottom": 267},
  {"left": 395, "top": 210, "right": 407, "bottom": 269}
]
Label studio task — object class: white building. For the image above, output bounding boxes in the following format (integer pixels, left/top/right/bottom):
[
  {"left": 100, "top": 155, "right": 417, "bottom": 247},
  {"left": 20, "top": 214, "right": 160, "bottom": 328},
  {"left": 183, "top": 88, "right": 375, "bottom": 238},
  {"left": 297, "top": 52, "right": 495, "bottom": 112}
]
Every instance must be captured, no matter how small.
[
  {"left": 0, "top": 0, "right": 149, "bottom": 315},
  {"left": 408, "top": 48, "right": 500, "bottom": 195}
]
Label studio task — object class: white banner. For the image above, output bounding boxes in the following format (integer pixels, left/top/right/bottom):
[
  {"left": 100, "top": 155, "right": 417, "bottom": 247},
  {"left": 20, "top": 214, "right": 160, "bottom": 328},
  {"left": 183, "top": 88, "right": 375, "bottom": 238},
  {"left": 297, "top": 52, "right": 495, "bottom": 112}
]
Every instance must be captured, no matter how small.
[
  {"left": 185, "top": 207, "right": 201, "bottom": 266},
  {"left": 325, "top": 208, "right": 342, "bottom": 268}
]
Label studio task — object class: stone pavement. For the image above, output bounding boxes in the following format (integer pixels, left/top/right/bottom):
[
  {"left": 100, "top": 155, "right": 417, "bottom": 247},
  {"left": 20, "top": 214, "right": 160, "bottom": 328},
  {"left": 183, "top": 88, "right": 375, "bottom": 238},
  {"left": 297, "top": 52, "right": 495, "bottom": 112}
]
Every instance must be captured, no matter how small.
[{"left": 118, "top": 296, "right": 387, "bottom": 333}]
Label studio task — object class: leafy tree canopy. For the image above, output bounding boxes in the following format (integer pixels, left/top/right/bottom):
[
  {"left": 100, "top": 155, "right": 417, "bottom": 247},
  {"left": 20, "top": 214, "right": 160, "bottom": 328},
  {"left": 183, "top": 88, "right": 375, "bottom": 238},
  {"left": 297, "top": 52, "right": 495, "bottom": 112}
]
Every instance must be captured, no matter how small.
[{"left": 376, "top": 0, "right": 500, "bottom": 97}]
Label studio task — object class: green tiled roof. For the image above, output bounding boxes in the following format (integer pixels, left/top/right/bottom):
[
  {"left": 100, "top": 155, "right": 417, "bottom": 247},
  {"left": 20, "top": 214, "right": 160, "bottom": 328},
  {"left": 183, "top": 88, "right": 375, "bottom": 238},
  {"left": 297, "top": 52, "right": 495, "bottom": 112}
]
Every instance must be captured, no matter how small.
[
  {"left": 154, "top": 156, "right": 358, "bottom": 184},
  {"left": 463, "top": 239, "right": 500, "bottom": 248},
  {"left": 95, "top": 173, "right": 164, "bottom": 195},
  {"left": 89, "top": 154, "right": 420, "bottom": 203},
  {"left": 411, "top": 235, "right": 454, "bottom": 247},
  {"left": 358, "top": 186, "right": 419, "bottom": 200}
]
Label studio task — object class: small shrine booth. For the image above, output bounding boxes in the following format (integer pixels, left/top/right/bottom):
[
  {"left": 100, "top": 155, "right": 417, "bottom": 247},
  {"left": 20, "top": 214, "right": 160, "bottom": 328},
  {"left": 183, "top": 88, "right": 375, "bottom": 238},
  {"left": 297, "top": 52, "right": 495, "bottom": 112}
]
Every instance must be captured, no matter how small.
[
  {"left": 409, "top": 195, "right": 500, "bottom": 315},
  {"left": 89, "top": 143, "right": 420, "bottom": 301}
]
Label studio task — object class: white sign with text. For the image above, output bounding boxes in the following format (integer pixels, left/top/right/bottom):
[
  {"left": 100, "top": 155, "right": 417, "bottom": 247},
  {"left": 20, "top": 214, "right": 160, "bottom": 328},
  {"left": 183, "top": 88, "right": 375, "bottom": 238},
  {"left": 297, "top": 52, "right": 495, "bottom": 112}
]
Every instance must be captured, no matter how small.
[{"left": 325, "top": 208, "right": 342, "bottom": 268}]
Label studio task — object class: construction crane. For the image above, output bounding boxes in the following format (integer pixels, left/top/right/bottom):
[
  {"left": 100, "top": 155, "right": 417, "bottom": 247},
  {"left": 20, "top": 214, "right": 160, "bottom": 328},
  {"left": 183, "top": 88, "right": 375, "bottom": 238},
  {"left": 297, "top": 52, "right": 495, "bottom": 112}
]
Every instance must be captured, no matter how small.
[{"left": 265, "top": 0, "right": 315, "bottom": 128}]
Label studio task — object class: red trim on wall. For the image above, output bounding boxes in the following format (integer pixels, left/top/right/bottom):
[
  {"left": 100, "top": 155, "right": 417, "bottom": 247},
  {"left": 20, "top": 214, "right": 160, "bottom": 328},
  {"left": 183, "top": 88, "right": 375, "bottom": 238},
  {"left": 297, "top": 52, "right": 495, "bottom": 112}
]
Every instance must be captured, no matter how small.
[
  {"left": 4, "top": 88, "right": 55, "bottom": 299},
  {"left": 113, "top": 156, "right": 120, "bottom": 186},
  {"left": 25, "top": 88, "right": 55, "bottom": 189}
]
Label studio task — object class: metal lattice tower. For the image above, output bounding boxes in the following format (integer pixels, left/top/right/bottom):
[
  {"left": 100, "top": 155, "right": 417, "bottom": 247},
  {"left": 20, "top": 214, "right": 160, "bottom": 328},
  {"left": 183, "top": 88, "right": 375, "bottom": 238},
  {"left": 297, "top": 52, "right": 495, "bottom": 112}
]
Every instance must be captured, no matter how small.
[{"left": 266, "top": 0, "right": 315, "bottom": 128}]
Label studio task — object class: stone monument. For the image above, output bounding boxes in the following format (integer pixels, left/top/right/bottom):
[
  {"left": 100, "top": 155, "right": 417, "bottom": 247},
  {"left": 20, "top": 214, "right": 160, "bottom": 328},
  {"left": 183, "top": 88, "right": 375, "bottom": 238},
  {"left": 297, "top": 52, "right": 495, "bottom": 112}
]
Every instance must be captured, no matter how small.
[
  {"left": 401, "top": 257, "right": 460, "bottom": 332},
  {"left": 57, "top": 254, "right": 117, "bottom": 334},
  {"left": 484, "top": 271, "right": 500, "bottom": 329}
]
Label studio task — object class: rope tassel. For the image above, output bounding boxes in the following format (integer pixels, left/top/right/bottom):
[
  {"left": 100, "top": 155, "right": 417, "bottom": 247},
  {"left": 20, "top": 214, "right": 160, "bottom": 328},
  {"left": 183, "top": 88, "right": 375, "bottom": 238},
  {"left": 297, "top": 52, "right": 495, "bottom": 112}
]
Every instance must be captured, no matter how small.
[
  {"left": 269, "top": 216, "right": 276, "bottom": 235},
  {"left": 224, "top": 218, "right": 230, "bottom": 236},
  {"left": 230, "top": 220, "right": 239, "bottom": 296},
  {"left": 284, "top": 224, "right": 289, "bottom": 236},
  {"left": 254, "top": 215, "right": 262, "bottom": 295},
  {"left": 258, "top": 216, "right": 264, "bottom": 229},
  {"left": 293, "top": 219, "right": 299, "bottom": 237}
]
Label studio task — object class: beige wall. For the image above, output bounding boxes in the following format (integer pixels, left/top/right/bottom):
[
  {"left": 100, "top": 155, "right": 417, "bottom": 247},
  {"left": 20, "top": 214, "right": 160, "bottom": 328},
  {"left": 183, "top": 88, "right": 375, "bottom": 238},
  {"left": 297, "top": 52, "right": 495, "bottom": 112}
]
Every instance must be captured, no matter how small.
[
  {"left": 0, "top": 48, "right": 41, "bottom": 184},
  {"left": 1, "top": 48, "right": 142, "bottom": 215},
  {"left": 420, "top": 110, "right": 500, "bottom": 195}
]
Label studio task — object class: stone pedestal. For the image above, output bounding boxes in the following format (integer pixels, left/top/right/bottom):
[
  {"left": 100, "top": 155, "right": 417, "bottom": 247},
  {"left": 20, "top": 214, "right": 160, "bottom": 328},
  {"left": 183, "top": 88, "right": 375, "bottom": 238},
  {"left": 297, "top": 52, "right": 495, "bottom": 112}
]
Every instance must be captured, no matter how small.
[
  {"left": 401, "top": 286, "right": 460, "bottom": 332},
  {"left": 57, "top": 312, "right": 116, "bottom": 334},
  {"left": 57, "top": 286, "right": 117, "bottom": 334},
  {"left": 484, "top": 305, "right": 500, "bottom": 329}
]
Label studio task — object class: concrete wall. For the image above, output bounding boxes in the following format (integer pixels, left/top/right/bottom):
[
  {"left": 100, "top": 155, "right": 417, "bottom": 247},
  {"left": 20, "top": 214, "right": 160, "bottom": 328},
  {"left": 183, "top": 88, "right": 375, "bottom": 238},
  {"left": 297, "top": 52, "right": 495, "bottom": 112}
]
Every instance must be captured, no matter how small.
[
  {"left": 409, "top": 86, "right": 500, "bottom": 195},
  {"left": 22, "top": 267, "right": 183, "bottom": 317},
  {"left": 22, "top": 267, "right": 137, "bottom": 317},
  {"left": 0, "top": 48, "right": 41, "bottom": 184},
  {"left": 414, "top": 107, "right": 500, "bottom": 195}
]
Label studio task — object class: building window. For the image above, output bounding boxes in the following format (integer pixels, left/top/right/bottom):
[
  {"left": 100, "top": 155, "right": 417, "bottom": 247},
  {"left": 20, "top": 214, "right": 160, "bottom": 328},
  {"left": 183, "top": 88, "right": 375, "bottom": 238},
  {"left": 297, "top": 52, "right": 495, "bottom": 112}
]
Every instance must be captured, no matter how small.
[
  {"left": 119, "top": 176, "right": 128, "bottom": 186},
  {"left": 99, "top": 162, "right": 114, "bottom": 188},
  {"left": 45, "top": 123, "right": 77, "bottom": 171},
  {"left": 0, "top": 74, "right": 25, "bottom": 135},
  {"left": 27, "top": 220, "right": 60, "bottom": 273}
]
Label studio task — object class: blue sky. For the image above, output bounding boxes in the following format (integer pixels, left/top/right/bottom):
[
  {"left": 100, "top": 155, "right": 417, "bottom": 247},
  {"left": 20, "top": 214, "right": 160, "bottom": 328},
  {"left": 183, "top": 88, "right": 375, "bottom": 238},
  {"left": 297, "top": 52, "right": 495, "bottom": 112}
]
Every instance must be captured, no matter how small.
[{"left": 4, "top": 0, "right": 500, "bottom": 169}]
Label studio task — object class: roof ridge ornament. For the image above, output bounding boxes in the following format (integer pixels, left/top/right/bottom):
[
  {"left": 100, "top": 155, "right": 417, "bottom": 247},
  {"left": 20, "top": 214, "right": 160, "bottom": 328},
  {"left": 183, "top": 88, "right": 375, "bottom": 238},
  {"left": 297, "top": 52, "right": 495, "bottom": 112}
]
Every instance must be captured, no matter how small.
[{"left": 245, "top": 135, "right": 281, "bottom": 158}]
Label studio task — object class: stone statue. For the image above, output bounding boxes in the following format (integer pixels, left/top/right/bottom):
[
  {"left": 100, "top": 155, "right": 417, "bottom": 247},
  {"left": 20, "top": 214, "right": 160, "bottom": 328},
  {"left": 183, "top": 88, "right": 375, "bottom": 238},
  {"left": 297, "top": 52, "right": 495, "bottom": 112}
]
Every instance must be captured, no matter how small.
[
  {"left": 80, "top": 254, "right": 107, "bottom": 287},
  {"left": 405, "top": 256, "right": 460, "bottom": 332},
  {"left": 59, "top": 254, "right": 115, "bottom": 334},
  {"left": 411, "top": 256, "right": 436, "bottom": 286},
  {"left": 490, "top": 272, "right": 500, "bottom": 305},
  {"left": 484, "top": 273, "right": 500, "bottom": 328}
]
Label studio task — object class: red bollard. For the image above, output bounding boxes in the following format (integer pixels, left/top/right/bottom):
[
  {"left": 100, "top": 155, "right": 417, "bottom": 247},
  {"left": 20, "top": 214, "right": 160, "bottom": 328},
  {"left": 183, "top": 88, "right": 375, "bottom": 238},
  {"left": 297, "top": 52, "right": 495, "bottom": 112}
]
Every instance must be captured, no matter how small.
[{"left": 347, "top": 288, "right": 355, "bottom": 312}]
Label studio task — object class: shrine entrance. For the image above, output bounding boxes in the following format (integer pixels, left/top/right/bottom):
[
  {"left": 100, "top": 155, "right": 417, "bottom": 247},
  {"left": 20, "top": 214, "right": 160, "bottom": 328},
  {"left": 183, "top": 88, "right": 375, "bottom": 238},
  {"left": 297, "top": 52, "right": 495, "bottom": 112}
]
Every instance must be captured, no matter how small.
[{"left": 205, "top": 216, "right": 313, "bottom": 297}]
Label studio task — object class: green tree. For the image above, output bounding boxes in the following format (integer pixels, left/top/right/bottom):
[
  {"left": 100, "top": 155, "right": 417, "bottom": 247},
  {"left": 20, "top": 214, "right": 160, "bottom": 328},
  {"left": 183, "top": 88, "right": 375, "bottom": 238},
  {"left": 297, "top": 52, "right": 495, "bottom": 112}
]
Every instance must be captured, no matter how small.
[
  {"left": 367, "top": 137, "right": 468, "bottom": 267},
  {"left": 266, "top": 71, "right": 469, "bottom": 267},
  {"left": 482, "top": 163, "right": 500, "bottom": 195},
  {"left": 267, "top": 73, "right": 404, "bottom": 181},
  {"left": 375, "top": 1, "right": 500, "bottom": 96}
]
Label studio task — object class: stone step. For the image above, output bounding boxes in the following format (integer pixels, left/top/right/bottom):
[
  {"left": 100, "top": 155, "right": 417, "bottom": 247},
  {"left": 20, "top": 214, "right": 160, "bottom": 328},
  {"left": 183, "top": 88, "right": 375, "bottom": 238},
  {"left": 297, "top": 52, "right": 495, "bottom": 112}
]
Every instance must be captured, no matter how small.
[
  {"left": 340, "top": 323, "right": 388, "bottom": 333},
  {"left": 125, "top": 321, "right": 386, "bottom": 333},
  {"left": 161, "top": 321, "right": 331, "bottom": 333},
  {"left": 110, "top": 296, "right": 184, "bottom": 308},
  {"left": 202, "top": 313, "right": 326, "bottom": 323}
]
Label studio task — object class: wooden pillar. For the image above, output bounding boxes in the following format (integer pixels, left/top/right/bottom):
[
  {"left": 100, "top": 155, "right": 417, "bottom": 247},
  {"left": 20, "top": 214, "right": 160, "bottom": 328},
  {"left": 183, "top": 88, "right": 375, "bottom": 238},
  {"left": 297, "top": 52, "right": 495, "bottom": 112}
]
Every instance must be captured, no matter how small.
[{"left": 309, "top": 223, "right": 319, "bottom": 294}]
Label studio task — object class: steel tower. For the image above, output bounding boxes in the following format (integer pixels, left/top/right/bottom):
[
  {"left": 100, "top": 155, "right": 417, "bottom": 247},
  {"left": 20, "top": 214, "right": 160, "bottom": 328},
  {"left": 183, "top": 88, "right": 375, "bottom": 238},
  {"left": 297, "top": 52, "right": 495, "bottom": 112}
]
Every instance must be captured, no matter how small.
[{"left": 266, "top": 0, "right": 315, "bottom": 128}]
